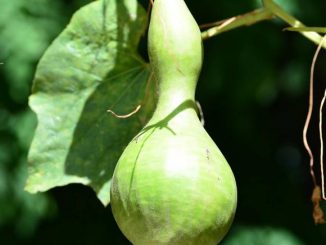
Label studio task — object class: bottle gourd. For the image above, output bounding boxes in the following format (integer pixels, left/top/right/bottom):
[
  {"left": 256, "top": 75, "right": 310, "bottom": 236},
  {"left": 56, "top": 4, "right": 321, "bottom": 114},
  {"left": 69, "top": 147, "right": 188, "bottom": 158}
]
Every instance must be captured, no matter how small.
[{"left": 110, "top": 0, "right": 237, "bottom": 244}]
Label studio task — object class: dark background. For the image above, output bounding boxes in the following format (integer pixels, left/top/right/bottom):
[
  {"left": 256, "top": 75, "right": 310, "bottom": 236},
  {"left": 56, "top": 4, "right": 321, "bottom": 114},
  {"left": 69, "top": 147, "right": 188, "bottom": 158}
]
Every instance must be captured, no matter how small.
[{"left": 1, "top": 0, "right": 326, "bottom": 244}]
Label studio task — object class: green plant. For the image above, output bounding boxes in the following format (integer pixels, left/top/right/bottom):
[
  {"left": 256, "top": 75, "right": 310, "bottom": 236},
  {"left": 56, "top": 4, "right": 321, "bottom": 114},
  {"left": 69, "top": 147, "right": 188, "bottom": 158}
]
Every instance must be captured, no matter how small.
[
  {"left": 24, "top": 0, "right": 326, "bottom": 244},
  {"left": 110, "top": 0, "right": 236, "bottom": 244}
]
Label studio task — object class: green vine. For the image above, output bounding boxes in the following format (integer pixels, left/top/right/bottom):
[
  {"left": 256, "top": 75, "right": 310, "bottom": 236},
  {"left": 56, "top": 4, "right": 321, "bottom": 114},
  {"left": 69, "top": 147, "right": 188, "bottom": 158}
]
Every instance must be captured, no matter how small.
[{"left": 201, "top": 0, "right": 326, "bottom": 49}]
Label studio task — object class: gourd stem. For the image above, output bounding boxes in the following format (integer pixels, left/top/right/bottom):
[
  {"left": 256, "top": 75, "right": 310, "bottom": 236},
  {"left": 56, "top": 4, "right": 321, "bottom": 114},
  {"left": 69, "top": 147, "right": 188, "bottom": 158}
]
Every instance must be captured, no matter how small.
[{"left": 201, "top": 0, "right": 326, "bottom": 50}]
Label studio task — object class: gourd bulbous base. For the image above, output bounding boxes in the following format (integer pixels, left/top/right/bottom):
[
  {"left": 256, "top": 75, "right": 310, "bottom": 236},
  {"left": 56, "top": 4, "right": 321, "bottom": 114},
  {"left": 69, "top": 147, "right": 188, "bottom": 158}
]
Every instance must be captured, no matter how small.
[{"left": 110, "top": 105, "right": 237, "bottom": 245}]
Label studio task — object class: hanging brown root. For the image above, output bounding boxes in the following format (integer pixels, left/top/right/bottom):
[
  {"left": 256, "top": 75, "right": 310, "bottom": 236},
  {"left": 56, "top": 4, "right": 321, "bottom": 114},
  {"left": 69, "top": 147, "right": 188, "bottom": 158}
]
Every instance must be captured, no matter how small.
[
  {"left": 303, "top": 34, "right": 324, "bottom": 190},
  {"left": 107, "top": 105, "right": 141, "bottom": 119},
  {"left": 312, "top": 186, "right": 326, "bottom": 224},
  {"left": 304, "top": 35, "right": 326, "bottom": 224},
  {"left": 319, "top": 89, "right": 326, "bottom": 200}
]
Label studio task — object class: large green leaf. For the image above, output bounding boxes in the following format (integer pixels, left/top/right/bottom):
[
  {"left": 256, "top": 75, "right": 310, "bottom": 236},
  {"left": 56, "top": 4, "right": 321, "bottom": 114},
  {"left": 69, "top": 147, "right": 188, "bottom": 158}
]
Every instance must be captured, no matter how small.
[{"left": 25, "top": 0, "right": 156, "bottom": 205}]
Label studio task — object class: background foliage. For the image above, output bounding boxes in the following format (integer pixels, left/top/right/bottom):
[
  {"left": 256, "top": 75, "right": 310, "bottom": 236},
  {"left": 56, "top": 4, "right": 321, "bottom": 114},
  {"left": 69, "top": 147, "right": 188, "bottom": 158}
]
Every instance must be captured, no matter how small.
[{"left": 0, "top": 0, "right": 325, "bottom": 244}]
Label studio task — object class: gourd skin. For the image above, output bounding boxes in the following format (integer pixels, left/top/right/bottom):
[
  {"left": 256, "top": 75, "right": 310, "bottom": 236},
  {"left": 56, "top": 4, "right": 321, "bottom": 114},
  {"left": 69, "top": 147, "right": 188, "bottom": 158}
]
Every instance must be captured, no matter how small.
[{"left": 110, "top": 0, "right": 237, "bottom": 244}]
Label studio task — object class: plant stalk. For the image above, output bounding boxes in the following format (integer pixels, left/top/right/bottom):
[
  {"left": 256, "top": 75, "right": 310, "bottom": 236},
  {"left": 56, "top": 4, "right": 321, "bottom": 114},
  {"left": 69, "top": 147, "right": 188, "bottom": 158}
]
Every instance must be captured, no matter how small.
[
  {"left": 201, "top": 8, "right": 273, "bottom": 40},
  {"left": 201, "top": 0, "right": 326, "bottom": 50}
]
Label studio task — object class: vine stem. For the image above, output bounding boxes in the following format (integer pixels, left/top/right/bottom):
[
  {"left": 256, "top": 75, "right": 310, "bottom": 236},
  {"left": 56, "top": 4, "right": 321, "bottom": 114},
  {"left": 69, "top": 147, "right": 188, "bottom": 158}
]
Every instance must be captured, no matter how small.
[
  {"left": 201, "top": 8, "right": 273, "bottom": 40},
  {"left": 262, "top": 0, "right": 326, "bottom": 49},
  {"left": 285, "top": 27, "right": 326, "bottom": 34},
  {"left": 201, "top": 0, "right": 326, "bottom": 50}
]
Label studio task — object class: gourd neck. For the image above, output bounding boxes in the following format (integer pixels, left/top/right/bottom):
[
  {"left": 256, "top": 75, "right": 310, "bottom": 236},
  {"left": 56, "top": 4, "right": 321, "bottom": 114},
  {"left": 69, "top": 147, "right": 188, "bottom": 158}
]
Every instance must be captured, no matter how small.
[
  {"left": 151, "top": 74, "right": 198, "bottom": 122},
  {"left": 147, "top": 0, "right": 203, "bottom": 123}
]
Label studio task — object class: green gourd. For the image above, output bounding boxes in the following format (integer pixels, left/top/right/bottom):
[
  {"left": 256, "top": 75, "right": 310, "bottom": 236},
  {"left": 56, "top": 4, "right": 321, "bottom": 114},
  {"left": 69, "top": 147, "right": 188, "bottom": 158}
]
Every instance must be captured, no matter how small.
[{"left": 110, "top": 0, "right": 237, "bottom": 244}]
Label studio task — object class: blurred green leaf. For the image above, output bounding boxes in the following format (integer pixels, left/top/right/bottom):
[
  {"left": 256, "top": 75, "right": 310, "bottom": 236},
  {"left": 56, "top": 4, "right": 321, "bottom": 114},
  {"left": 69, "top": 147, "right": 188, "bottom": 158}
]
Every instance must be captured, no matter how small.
[
  {"left": 253, "top": 0, "right": 300, "bottom": 16},
  {"left": 280, "top": 61, "right": 307, "bottom": 96},
  {"left": 223, "top": 226, "right": 305, "bottom": 245},
  {"left": 9, "top": 109, "right": 37, "bottom": 150},
  {"left": 0, "top": 0, "right": 66, "bottom": 103},
  {"left": 26, "top": 0, "right": 156, "bottom": 205},
  {"left": 0, "top": 156, "right": 53, "bottom": 235},
  {"left": 14, "top": 160, "right": 54, "bottom": 237}
]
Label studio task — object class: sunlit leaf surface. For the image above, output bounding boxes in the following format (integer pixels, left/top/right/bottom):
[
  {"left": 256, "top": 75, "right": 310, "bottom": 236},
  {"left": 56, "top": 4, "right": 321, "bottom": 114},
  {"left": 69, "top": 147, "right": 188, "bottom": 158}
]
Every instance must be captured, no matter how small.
[{"left": 26, "top": 0, "right": 156, "bottom": 205}]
